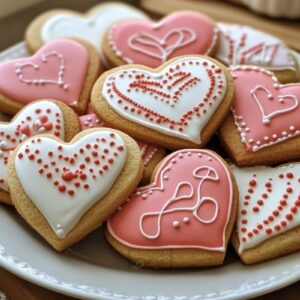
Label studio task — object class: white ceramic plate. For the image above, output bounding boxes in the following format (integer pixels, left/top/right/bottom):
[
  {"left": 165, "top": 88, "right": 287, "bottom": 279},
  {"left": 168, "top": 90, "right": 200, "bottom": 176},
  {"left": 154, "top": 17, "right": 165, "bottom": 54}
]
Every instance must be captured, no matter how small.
[
  {"left": 1, "top": 43, "right": 300, "bottom": 300},
  {"left": 1, "top": 204, "right": 300, "bottom": 300}
]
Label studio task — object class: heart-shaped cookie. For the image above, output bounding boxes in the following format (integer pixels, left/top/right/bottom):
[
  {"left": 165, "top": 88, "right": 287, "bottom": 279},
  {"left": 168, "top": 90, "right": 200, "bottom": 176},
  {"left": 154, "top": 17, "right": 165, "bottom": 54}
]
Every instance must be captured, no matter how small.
[
  {"left": 104, "top": 11, "right": 218, "bottom": 68},
  {"left": 107, "top": 149, "right": 238, "bottom": 268},
  {"left": 92, "top": 55, "right": 234, "bottom": 149},
  {"left": 232, "top": 163, "right": 300, "bottom": 264},
  {"left": 26, "top": 2, "right": 148, "bottom": 67},
  {"left": 79, "top": 113, "right": 166, "bottom": 184},
  {"left": 0, "top": 100, "right": 80, "bottom": 205},
  {"left": 215, "top": 23, "right": 298, "bottom": 83},
  {"left": 219, "top": 66, "right": 300, "bottom": 166},
  {"left": 8, "top": 129, "right": 143, "bottom": 251},
  {"left": 0, "top": 39, "right": 101, "bottom": 115}
]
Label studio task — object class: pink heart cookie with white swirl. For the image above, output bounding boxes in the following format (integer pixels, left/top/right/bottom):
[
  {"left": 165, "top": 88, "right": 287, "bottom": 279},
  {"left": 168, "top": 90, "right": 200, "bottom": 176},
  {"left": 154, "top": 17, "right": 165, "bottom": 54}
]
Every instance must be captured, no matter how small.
[
  {"left": 219, "top": 66, "right": 300, "bottom": 166},
  {"left": 92, "top": 55, "right": 234, "bottom": 149},
  {"left": 0, "top": 39, "right": 101, "bottom": 115},
  {"left": 8, "top": 129, "right": 143, "bottom": 251},
  {"left": 106, "top": 149, "right": 238, "bottom": 268},
  {"left": 232, "top": 163, "right": 300, "bottom": 264},
  {"left": 79, "top": 113, "right": 166, "bottom": 184},
  {"left": 0, "top": 100, "right": 80, "bottom": 205},
  {"left": 103, "top": 11, "right": 218, "bottom": 68}
]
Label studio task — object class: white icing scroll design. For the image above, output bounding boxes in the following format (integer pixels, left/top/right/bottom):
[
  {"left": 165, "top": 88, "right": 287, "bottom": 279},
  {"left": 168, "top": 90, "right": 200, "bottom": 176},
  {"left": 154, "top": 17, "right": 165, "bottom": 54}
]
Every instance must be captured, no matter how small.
[
  {"left": 128, "top": 28, "right": 196, "bottom": 62},
  {"left": 139, "top": 166, "right": 219, "bottom": 239},
  {"left": 251, "top": 85, "right": 298, "bottom": 124},
  {"left": 15, "top": 51, "right": 69, "bottom": 90}
]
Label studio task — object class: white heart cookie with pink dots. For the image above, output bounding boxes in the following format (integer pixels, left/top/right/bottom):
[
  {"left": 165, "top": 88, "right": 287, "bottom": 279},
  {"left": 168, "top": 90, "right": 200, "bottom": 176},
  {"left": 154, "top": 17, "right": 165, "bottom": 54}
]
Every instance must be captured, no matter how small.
[
  {"left": 232, "top": 163, "right": 300, "bottom": 254},
  {"left": 13, "top": 130, "right": 127, "bottom": 239}
]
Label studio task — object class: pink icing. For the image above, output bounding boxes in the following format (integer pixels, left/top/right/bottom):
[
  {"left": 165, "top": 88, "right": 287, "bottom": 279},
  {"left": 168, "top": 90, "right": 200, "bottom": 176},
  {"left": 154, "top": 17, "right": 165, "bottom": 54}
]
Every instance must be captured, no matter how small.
[
  {"left": 79, "top": 113, "right": 104, "bottom": 130},
  {"left": 107, "top": 149, "right": 233, "bottom": 251},
  {"left": 231, "top": 67, "right": 300, "bottom": 152},
  {"left": 79, "top": 113, "right": 159, "bottom": 166},
  {"left": 109, "top": 12, "right": 216, "bottom": 67},
  {"left": 0, "top": 39, "right": 89, "bottom": 107}
]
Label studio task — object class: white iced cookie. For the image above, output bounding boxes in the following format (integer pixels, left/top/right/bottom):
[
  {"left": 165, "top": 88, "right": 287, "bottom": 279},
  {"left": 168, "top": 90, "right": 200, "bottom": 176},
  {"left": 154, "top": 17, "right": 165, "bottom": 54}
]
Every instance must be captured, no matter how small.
[
  {"left": 215, "top": 23, "right": 299, "bottom": 83},
  {"left": 232, "top": 163, "right": 300, "bottom": 264}
]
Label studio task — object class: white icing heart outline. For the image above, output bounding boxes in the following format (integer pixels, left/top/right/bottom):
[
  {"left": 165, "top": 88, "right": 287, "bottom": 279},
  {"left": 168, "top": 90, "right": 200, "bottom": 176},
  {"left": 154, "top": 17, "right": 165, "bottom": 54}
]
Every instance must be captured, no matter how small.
[
  {"left": 15, "top": 51, "right": 70, "bottom": 90},
  {"left": 251, "top": 85, "right": 298, "bottom": 124},
  {"left": 128, "top": 28, "right": 196, "bottom": 63}
]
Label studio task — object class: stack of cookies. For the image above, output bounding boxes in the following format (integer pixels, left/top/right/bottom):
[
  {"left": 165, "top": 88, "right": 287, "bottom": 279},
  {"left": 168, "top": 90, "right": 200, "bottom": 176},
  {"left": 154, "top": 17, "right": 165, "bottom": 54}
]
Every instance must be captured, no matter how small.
[{"left": 0, "top": 1, "right": 300, "bottom": 268}]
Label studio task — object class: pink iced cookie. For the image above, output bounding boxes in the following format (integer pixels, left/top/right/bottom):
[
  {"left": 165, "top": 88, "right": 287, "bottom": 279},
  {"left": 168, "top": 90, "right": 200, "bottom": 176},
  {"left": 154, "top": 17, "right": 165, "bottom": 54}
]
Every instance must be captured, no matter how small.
[
  {"left": 0, "top": 39, "right": 101, "bottom": 115},
  {"left": 79, "top": 113, "right": 166, "bottom": 183},
  {"left": 105, "top": 11, "right": 218, "bottom": 68},
  {"left": 106, "top": 149, "right": 238, "bottom": 268},
  {"left": 219, "top": 66, "right": 300, "bottom": 166}
]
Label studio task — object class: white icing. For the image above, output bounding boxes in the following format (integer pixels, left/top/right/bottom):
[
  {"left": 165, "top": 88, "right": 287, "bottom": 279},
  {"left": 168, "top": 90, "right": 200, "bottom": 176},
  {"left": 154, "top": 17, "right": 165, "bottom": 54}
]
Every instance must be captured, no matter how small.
[
  {"left": 128, "top": 28, "right": 196, "bottom": 63},
  {"left": 232, "top": 163, "right": 300, "bottom": 254},
  {"left": 15, "top": 51, "right": 69, "bottom": 90},
  {"left": 251, "top": 85, "right": 298, "bottom": 124},
  {"left": 41, "top": 3, "right": 148, "bottom": 64},
  {"left": 216, "top": 23, "right": 295, "bottom": 71},
  {"left": 0, "top": 101, "right": 64, "bottom": 192},
  {"left": 102, "top": 57, "right": 227, "bottom": 143},
  {"left": 15, "top": 131, "right": 127, "bottom": 238},
  {"left": 139, "top": 165, "right": 219, "bottom": 239}
]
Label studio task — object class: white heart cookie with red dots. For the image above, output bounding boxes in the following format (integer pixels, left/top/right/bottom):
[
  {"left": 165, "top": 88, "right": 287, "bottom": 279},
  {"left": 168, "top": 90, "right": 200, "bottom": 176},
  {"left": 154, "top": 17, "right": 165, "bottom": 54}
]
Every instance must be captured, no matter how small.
[
  {"left": 0, "top": 100, "right": 80, "bottom": 205},
  {"left": 92, "top": 55, "right": 234, "bottom": 149},
  {"left": 232, "top": 163, "right": 300, "bottom": 264},
  {"left": 8, "top": 129, "right": 143, "bottom": 251}
]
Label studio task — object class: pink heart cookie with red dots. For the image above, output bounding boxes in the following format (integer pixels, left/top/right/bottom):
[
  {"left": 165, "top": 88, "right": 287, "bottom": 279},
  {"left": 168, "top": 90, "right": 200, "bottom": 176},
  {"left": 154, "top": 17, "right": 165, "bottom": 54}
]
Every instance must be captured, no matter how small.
[
  {"left": 107, "top": 149, "right": 237, "bottom": 267},
  {"left": 232, "top": 163, "right": 300, "bottom": 263},
  {"left": 231, "top": 66, "right": 300, "bottom": 152},
  {"left": 106, "top": 11, "right": 217, "bottom": 68},
  {"left": 0, "top": 100, "right": 79, "bottom": 205},
  {"left": 94, "top": 56, "right": 233, "bottom": 149},
  {"left": 9, "top": 129, "right": 143, "bottom": 250},
  {"left": 0, "top": 39, "right": 100, "bottom": 115}
]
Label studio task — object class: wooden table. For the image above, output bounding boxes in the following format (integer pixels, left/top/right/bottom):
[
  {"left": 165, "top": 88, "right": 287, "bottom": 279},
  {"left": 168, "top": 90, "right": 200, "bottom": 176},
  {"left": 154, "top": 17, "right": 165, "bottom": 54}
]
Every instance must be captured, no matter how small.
[{"left": 0, "top": 0, "right": 299, "bottom": 299}]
